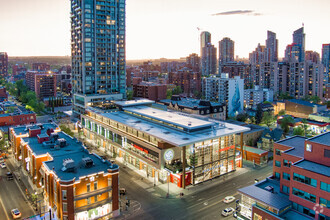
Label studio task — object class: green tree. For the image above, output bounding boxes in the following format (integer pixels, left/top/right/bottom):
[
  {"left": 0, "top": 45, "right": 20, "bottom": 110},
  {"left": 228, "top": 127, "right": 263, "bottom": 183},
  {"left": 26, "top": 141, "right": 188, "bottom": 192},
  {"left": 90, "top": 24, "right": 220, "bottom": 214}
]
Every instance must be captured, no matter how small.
[
  {"left": 255, "top": 104, "right": 263, "bottom": 124},
  {"left": 59, "top": 125, "right": 74, "bottom": 137},
  {"left": 280, "top": 116, "right": 294, "bottom": 137},
  {"left": 236, "top": 113, "right": 248, "bottom": 122},
  {"left": 173, "top": 86, "right": 182, "bottom": 95},
  {"left": 293, "top": 126, "right": 304, "bottom": 136},
  {"left": 262, "top": 112, "right": 276, "bottom": 128},
  {"left": 278, "top": 109, "right": 286, "bottom": 116},
  {"left": 166, "top": 89, "right": 172, "bottom": 99},
  {"left": 127, "top": 90, "right": 133, "bottom": 100},
  {"left": 300, "top": 118, "right": 309, "bottom": 137}
]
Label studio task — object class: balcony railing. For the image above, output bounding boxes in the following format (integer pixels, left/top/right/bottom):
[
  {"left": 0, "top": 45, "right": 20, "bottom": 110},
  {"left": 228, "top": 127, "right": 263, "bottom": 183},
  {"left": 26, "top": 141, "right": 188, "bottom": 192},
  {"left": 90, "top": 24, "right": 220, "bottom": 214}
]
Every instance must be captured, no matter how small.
[{"left": 74, "top": 185, "right": 112, "bottom": 201}]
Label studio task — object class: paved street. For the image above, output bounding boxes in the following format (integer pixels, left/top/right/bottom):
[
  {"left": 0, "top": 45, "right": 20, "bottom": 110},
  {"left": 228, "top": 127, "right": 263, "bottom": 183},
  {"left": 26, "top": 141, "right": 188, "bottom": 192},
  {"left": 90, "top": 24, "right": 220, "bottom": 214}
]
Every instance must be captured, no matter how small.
[
  {"left": 0, "top": 158, "right": 35, "bottom": 220},
  {"left": 115, "top": 161, "right": 272, "bottom": 220}
]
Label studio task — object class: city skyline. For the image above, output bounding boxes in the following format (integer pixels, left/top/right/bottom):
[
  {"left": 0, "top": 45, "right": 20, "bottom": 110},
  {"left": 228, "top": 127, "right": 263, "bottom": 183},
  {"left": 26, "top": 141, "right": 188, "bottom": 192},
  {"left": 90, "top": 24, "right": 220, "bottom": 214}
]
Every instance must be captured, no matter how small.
[{"left": 0, "top": 0, "right": 330, "bottom": 59}]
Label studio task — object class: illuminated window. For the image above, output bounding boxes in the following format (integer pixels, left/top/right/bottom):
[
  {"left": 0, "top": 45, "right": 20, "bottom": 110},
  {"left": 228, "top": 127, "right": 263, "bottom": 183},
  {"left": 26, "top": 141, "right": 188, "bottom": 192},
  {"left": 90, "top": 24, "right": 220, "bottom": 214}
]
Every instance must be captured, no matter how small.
[{"left": 306, "top": 144, "right": 312, "bottom": 152}]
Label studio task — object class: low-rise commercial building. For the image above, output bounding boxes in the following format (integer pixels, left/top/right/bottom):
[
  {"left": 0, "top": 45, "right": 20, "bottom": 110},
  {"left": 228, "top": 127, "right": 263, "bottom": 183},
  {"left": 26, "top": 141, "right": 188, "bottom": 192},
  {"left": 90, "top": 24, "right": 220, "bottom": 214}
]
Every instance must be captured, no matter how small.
[
  {"left": 9, "top": 123, "right": 120, "bottom": 220},
  {"left": 81, "top": 100, "right": 249, "bottom": 188},
  {"left": 285, "top": 99, "right": 327, "bottom": 119}
]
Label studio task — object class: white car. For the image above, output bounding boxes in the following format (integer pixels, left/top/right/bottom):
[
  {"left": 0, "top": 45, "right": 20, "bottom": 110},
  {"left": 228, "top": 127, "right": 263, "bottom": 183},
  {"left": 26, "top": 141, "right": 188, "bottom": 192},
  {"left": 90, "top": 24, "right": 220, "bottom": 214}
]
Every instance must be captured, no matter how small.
[
  {"left": 223, "top": 196, "right": 235, "bottom": 204},
  {"left": 222, "top": 207, "right": 234, "bottom": 216},
  {"left": 0, "top": 162, "right": 6, "bottom": 168},
  {"left": 11, "top": 208, "right": 21, "bottom": 219}
]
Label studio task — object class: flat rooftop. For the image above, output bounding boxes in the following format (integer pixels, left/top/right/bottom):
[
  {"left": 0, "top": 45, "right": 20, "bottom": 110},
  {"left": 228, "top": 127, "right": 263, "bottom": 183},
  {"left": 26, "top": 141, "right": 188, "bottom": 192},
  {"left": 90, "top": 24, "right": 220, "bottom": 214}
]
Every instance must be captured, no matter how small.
[
  {"left": 99, "top": 107, "right": 250, "bottom": 147},
  {"left": 308, "top": 132, "right": 330, "bottom": 146},
  {"left": 238, "top": 178, "right": 291, "bottom": 211},
  {"left": 294, "top": 160, "right": 330, "bottom": 177},
  {"left": 12, "top": 123, "right": 58, "bottom": 136},
  {"left": 22, "top": 132, "right": 82, "bottom": 157},
  {"left": 276, "top": 136, "right": 306, "bottom": 158},
  {"left": 287, "top": 99, "right": 324, "bottom": 108},
  {"left": 114, "top": 99, "right": 155, "bottom": 107},
  {"left": 124, "top": 105, "right": 214, "bottom": 130},
  {"left": 282, "top": 210, "right": 313, "bottom": 220},
  {"left": 44, "top": 149, "right": 118, "bottom": 181}
]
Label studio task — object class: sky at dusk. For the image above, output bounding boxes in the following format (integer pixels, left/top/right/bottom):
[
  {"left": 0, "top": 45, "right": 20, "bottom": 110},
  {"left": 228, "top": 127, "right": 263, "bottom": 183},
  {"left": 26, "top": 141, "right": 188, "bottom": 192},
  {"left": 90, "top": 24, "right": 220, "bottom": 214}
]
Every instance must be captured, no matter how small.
[{"left": 0, "top": 0, "right": 330, "bottom": 60}]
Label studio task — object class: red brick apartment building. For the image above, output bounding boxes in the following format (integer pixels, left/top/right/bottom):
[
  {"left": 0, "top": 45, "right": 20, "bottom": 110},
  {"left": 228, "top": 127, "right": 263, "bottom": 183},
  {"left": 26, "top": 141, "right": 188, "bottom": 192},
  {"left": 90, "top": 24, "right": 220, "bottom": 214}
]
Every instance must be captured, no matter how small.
[
  {"left": 25, "top": 71, "right": 56, "bottom": 99},
  {"left": 133, "top": 81, "right": 167, "bottom": 101},
  {"left": 9, "top": 123, "right": 120, "bottom": 220},
  {"left": 32, "top": 63, "right": 50, "bottom": 71},
  {"left": 238, "top": 132, "right": 330, "bottom": 220}
]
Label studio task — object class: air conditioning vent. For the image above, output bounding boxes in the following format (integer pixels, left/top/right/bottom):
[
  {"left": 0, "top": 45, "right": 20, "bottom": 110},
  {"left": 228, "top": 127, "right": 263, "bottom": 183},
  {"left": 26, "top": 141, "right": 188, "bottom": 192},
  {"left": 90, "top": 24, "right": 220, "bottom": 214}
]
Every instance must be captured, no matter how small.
[{"left": 82, "top": 157, "right": 94, "bottom": 168}]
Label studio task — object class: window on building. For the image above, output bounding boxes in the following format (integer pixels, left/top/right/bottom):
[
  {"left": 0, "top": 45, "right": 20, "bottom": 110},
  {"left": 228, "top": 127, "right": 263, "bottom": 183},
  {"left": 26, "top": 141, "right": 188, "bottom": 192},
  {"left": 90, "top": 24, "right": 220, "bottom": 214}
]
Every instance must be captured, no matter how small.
[
  {"left": 306, "top": 144, "right": 312, "bottom": 152},
  {"left": 293, "top": 173, "right": 317, "bottom": 187},
  {"left": 283, "top": 172, "right": 290, "bottom": 180},
  {"left": 94, "top": 195, "right": 98, "bottom": 202},
  {"left": 325, "top": 149, "right": 330, "bottom": 158},
  {"left": 275, "top": 160, "right": 281, "bottom": 167},
  {"left": 320, "top": 197, "right": 330, "bottom": 208},
  {"left": 275, "top": 149, "right": 281, "bottom": 156},
  {"left": 292, "top": 188, "right": 316, "bottom": 203},
  {"left": 283, "top": 159, "right": 291, "bottom": 167},
  {"left": 108, "top": 178, "right": 112, "bottom": 187},
  {"left": 94, "top": 182, "right": 98, "bottom": 190},
  {"left": 87, "top": 197, "right": 91, "bottom": 205},
  {"left": 275, "top": 172, "right": 280, "bottom": 179},
  {"left": 320, "top": 182, "right": 330, "bottom": 192},
  {"left": 62, "top": 190, "right": 67, "bottom": 200},
  {"left": 282, "top": 185, "right": 290, "bottom": 194},
  {"left": 253, "top": 213, "right": 262, "bottom": 220},
  {"left": 87, "top": 183, "right": 91, "bottom": 192},
  {"left": 63, "top": 203, "right": 67, "bottom": 212}
]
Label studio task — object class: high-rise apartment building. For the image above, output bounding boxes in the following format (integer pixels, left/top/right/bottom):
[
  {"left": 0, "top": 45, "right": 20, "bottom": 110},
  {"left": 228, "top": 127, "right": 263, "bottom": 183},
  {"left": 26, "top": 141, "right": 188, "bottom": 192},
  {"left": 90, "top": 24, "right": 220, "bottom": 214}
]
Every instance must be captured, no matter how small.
[
  {"left": 0, "top": 52, "right": 8, "bottom": 76},
  {"left": 322, "top": 44, "right": 330, "bottom": 84},
  {"left": 201, "top": 43, "right": 217, "bottom": 76},
  {"left": 186, "top": 53, "right": 200, "bottom": 72},
  {"left": 285, "top": 27, "right": 305, "bottom": 62},
  {"left": 32, "top": 62, "right": 50, "bottom": 71},
  {"left": 200, "top": 31, "right": 211, "bottom": 57},
  {"left": 265, "top": 31, "right": 278, "bottom": 62},
  {"left": 305, "top": 51, "right": 320, "bottom": 63},
  {"left": 203, "top": 75, "right": 244, "bottom": 117},
  {"left": 71, "top": 0, "right": 126, "bottom": 115},
  {"left": 219, "top": 37, "right": 234, "bottom": 65},
  {"left": 249, "top": 44, "right": 266, "bottom": 64}
]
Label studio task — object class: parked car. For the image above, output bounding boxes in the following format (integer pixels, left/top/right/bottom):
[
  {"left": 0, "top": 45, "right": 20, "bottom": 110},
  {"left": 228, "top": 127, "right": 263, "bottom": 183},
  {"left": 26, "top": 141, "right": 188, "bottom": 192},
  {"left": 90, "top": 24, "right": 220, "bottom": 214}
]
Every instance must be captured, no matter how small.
[
  {"left": 11, "top": 208, "right": 21, "bottom": 219},
  {"left": 6, "top": 172, "right": 13, "bottom": 180},
  {"left": 223, "top": 196, "right": 235, "bottom": 204},
  {"left": 222, "top": 207, "right": 234, "bottom": 217},
  {"left": 0, "top": 162, "right": 6, "bottom": 168}
]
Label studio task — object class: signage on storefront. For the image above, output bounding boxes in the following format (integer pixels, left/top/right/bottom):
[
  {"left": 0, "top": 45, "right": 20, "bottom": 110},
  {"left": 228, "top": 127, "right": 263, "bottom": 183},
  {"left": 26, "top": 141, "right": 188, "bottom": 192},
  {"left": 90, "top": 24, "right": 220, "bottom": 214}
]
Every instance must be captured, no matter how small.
[
  {"left": 219, "top": 145, "right": 235, "bottom": 152},
  {"left": 133, "top": 144, "right": 149, "bottom": 154},
  {"left": 164, "top": 149, "right": 174, "bottom": 161},
  {"left": 202, "top": 164, "right": 222, "bottom": 173},
  {"left": 196, "top": 143, "right": 213, "bottom": 149}
]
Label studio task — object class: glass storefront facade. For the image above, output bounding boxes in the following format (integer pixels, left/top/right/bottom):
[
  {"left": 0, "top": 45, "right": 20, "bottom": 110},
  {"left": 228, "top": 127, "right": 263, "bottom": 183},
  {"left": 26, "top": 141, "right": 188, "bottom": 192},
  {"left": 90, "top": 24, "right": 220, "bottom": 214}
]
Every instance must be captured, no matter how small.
[
  {"left": 75, "top": 204, "right": 111, "bottom": 220},
  {"left": 82, "top": 113, "right": 242, "bottom": 187},
  {"left": 185, "top": 135, "right": 237, "bottom": 184}
]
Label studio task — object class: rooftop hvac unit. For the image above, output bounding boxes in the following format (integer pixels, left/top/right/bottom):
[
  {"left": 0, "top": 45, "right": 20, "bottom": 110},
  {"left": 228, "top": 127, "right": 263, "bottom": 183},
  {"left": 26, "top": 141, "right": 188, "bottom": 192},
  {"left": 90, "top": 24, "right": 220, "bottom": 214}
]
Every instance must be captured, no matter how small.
[
  {"left": 57, "top": 138, "right": 67, "bottom": 147},
  {"left": 61, "top": 158, "right": 75, "bottom": 172},
  {"left": 82, "top": 157, "right": 94, "bottom": 168}
]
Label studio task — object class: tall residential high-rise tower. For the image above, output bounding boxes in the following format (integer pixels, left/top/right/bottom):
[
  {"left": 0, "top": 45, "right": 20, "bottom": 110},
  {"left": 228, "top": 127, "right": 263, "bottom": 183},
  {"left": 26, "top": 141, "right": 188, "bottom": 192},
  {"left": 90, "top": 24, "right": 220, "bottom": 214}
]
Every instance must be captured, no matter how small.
[
  {"left": 265, "top": 31, "right": 278, "bottom": 62},
  {"left": 285, "top": 27, "right": 305, "bottom": 62},
  {"left": 219, "top": 37, "right": 234, "bottom": 64},
  {"left": 200, "top": 31, "right": 211, "bottom": 57},
  {"left": 71, "top": 0, "right": 126, "bottom": 115},
  {"left": 201, "top": 43, "right": 217, "bottom": 76},
  {"left": 322, "top": 44, "right": 330, "bottom": 84}
]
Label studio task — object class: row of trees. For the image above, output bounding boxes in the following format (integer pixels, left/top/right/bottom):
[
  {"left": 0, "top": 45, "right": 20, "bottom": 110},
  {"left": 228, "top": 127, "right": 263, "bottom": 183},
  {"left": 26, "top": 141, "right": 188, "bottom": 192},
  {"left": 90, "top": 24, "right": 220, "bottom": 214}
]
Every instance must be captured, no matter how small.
[{"left": 1, "top": 79, "right": 45, "bottom": 114}]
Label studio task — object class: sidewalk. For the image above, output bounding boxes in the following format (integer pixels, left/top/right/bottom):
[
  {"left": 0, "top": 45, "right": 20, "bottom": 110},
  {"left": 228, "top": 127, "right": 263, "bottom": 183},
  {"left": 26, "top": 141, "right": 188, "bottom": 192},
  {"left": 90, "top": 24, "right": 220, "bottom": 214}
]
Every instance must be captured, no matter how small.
[{"left": 90, "top": 147, "right": 258, "bottom": 200}]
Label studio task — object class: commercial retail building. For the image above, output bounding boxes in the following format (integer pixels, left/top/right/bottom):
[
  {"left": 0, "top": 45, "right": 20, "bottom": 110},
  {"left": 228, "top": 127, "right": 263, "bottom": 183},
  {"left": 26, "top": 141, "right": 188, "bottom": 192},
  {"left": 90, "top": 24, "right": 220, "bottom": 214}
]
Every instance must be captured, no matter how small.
[
  {"left": 81, "top": 100, "right": 249, "bottom": 189},
  {"left": 9, "top": 123, "right": 120, "bottom": 220}
]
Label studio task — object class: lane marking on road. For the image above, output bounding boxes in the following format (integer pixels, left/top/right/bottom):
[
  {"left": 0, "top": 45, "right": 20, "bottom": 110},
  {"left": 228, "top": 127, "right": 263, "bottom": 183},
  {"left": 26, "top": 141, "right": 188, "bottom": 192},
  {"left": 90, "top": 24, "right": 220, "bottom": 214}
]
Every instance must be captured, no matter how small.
[{"left": 0, "top": 195, "right": 10, "bottom": 220}]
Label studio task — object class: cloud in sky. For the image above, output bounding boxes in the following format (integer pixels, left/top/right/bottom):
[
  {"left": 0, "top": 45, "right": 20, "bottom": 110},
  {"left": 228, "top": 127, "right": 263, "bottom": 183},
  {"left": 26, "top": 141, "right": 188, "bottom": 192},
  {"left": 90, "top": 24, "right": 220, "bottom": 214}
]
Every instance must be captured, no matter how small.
[{"left": 212, "top": 10, "right": 262, "bottom": 16}]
